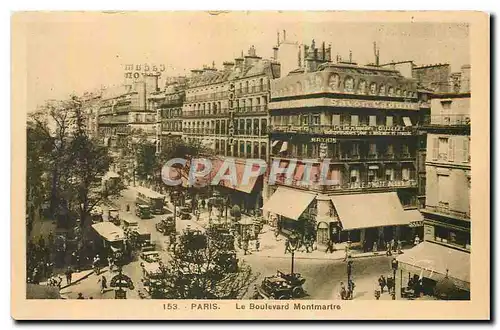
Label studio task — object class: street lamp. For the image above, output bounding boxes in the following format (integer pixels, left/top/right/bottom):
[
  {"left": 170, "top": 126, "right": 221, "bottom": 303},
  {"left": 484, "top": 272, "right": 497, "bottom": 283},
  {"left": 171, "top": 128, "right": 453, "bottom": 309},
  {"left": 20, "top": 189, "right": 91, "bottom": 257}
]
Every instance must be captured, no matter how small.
[
  {"left": 391, "top": 257, "right": 399, "bottom": 300},
  {"left": 288, "top": 233, "right": 300, "bottom": 275}
]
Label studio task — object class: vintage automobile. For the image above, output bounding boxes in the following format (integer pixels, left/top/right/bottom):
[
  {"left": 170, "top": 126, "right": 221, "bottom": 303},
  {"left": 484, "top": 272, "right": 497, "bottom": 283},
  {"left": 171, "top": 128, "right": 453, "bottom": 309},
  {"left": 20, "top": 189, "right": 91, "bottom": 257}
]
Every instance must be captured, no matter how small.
[
  {"left": 155, "top": 216, "right": 176, "bottom": 235},
  {"left": 108, "top": 208, "right": 120, "bottom": 226},
  {"left": 90, "top": 206, "right": 104, "bottom": 223},
  {"left": 122, "top": 217, "right": 139, "bottom": 232},
  {"left": 140, "top": 262, "right": 164, "bottom": 287},
  {"left": 257, "top": 271, "right": 306, "bottom": 299},
  {"left": 140, "top": 250, "right": 161, "bottom": 263},
  {"left": 129, "top": 228, "right": 155, "bottom": 251},
  {"left": 136, "top": 204, "right": 152, "bottom": 219}
]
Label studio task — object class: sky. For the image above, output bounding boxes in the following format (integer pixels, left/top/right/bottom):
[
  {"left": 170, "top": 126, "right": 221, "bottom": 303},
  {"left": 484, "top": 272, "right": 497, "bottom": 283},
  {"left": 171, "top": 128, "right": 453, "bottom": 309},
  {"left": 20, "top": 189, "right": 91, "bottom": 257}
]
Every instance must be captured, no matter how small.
[{"left": 19, "top": 12, "right": 470, "bottom": 111}]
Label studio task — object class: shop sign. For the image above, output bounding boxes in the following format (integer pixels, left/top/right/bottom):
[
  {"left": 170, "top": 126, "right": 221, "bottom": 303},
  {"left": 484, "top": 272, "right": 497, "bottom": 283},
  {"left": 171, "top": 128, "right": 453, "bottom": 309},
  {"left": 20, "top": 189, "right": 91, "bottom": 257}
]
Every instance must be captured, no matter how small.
[
  {"left": 323, "top": 125, "right": 412, "bottom": 136},
  {"left": 311, "top": 137, "right": 337, "bottom": 143}
]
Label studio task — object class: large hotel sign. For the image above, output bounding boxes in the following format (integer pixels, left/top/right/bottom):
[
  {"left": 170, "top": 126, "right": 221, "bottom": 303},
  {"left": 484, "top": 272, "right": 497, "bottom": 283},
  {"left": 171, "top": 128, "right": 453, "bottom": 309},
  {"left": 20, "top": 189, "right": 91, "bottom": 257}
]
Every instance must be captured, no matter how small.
[
  {"left": 124, "top": 64, "right": 166, "bottom": 79},
  {"left": 269, "top": 97, "right": 419, "bottom": 111}
]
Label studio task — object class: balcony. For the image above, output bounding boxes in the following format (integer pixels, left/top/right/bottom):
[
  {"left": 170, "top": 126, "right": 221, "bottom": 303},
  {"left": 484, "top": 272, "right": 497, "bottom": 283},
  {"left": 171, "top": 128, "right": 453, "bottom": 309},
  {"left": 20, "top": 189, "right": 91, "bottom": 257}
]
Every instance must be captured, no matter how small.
[
  {"left": 234, "top": 105, "right": 268, "bottom": 115},
  {"left": 98, "top": 115, "right": 129, "bottom": 125},
  {"left": 182, "top": 108, "right": 230, "bottom": 118},
  {"left": 426, "top": 114, "right": 470, "bottom": 126},
  {"left": 270, "top": 124, "right": 415, "bottom": 136},
  {"left": 273, "top": 177, "right": 418, "bottom": 192},
  {"left": 424, "top": 205, "right": 470, "bottom": 221}
]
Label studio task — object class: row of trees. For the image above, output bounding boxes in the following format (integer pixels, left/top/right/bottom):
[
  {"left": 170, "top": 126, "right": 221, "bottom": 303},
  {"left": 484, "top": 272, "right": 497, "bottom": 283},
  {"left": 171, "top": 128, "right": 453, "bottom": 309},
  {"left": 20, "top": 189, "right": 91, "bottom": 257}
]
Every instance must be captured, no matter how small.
[{"left": 27, "top": 96, "right": 121, "bottom": 237}]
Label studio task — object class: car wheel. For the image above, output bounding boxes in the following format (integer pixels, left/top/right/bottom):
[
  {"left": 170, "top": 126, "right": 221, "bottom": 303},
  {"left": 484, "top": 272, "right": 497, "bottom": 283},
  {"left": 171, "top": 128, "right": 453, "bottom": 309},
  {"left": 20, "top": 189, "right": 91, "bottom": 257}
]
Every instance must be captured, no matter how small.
[{"left": 292, "top": 286, "right": 304, "bottom": 298}]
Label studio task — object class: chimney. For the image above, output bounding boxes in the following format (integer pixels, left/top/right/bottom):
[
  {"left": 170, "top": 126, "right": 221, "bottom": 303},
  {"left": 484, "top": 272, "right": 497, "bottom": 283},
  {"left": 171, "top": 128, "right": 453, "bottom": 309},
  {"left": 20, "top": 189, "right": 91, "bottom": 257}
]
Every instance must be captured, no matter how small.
[
  {"left": 460, "top": 64, "right": 471, "bottom": 93},
  {"left": 273, "top": 46, "right": 278, "bottom": 61},
  {"left": 283, "top": 30, "right": 286, "bottom": 41},
  {"left": 322, "top": 42, "right": 326, "bottom": 61},
  {"left": 349, "top": 50, "right": 352, "bottom": 63},
  {"left": 223, "top": 61, "right": 235, "bottom": 71},
  {"left": 277, "top": 31, "right": 280, "bottom": 46}
]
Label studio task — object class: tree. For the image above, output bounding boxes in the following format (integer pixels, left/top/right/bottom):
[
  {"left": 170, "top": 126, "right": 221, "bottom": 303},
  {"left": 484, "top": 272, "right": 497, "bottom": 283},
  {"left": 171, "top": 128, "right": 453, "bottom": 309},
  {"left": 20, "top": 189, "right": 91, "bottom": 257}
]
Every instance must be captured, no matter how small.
[{"left": 152, "top": 228, "right": 258, "bottom": 299}]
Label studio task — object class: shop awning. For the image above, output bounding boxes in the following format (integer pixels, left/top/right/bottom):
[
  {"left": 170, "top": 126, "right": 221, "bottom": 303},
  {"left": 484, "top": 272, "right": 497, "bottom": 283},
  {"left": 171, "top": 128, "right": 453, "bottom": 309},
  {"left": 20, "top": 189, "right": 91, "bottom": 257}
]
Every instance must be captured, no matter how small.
[
  {"left": 330, "top": 192, "right": 409, "bottom": 230},
  {"left": 397, "top": 242, "right": 470, "bottom": 291},
  {"left": 403, "top": 117, "right": 413, "bottom": 127},
  {"left": 272, "top": 140, "right": 280, "bottom": 147},
  {"left": 262, "top": 187, "right": 316, "bottom": 220}
]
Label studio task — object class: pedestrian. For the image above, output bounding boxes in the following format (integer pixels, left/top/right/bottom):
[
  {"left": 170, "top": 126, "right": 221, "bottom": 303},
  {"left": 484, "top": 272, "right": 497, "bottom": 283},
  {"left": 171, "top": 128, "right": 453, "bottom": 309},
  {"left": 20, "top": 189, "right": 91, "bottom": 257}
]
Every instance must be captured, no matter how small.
[
  {"left": 348, "top": 279, "right": 356, "bottom": 299},
  {"left": 201, "top": 199, "right": 206, "bottom": 209},
  {"left": 339, "top": 282, "right": 347, "bottom": 300},
  {"left": 93, "top": 254, "right": 101, "bottom": 275},
  {"left": 397, "top": 240, "right": 403, "bottom": 254},
  {"left": 107, "top": 256, "right": 113, "bottom": 272},
  {"left": 243, "top": 239, "right": 249, "bottom": 255},
  {"left": 378, "top": 275, "right": 386, "bottom": 294},
  {"left": 77, "top": 293, "right": 84, "bottom": 299},
  {"left": 126, "top": 204, "right": 130, "bottom": 212},
  {"left": 414, "top": 235, "right": 421, "bottom": 246},
  {"left": 325, "top": 239, "right": 334, "bottom": 253},
  {"left": 255, "top": 238, "right": 260, "bottom": 252},
  {"left": 65, "top": 266, "right": 73, "bottom": 285},
  {"left": 343, "top": 244, "right": 351, "bottom": 261},
  {"left": 98, "top": 275, "right": 108, "bottom": 294},
  {"left": 372, "top": 241, "right": 378, "bottom": 253},
  {"left": 386, "top": 244, "right": 392, "bottom": 256},
  {"left": 390, "top": 238, "right": 396, "bottom": 252},
  {"left": 347, "top": 259, "right": 353, "bottom": 281}
]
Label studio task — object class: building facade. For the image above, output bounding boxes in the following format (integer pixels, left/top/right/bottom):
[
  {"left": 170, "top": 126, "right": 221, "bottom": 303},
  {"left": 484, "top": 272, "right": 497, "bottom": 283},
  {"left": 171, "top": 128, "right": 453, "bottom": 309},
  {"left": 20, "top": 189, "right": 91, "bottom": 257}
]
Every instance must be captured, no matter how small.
[
  {"left": 397, "top": 67, "right": 471, "bottom": 299},
  {"left": 264, "top": 59, "right": 423, "bottom": 248},
  {"left": 181, "top": 46, "right": 280, "bottom": 212}
]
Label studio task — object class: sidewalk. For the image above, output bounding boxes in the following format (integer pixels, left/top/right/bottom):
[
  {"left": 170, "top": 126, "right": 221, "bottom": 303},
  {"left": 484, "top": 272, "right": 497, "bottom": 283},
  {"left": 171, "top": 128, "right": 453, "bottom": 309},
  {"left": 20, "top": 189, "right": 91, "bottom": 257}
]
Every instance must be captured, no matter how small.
[{"left": 237, "top": 225, "right": 408, "bottom": 261}]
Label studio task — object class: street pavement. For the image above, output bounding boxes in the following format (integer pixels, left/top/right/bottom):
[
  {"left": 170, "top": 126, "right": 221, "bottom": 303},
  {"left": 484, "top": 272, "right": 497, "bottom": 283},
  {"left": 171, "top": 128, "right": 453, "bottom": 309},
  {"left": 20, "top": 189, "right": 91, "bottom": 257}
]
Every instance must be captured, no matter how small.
[{"left": 60, "top": 186, "right": 403, "bottom": 300}]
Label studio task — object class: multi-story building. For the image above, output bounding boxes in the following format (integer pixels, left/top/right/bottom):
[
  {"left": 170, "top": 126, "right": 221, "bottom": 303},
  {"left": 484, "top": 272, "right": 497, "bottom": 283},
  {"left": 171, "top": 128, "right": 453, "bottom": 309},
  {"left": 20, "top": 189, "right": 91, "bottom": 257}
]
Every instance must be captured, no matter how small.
[
  {"left": 80, "top": 90, "right": 102, "bottom": 139},
  {"left": 181, "top": 46, "right": 280, "bottom": 212},
  {"left": 397, "top": 64, "right": 471, "bottom": 299},
  {"left": 155, "top": 77, "right": 187, "bottom": 153},
  {"left": 97, "top": 73, "right": 160, "bottom": 154},
  {"left": 263, "top": 56, "right": 423, "bottom": 248}
]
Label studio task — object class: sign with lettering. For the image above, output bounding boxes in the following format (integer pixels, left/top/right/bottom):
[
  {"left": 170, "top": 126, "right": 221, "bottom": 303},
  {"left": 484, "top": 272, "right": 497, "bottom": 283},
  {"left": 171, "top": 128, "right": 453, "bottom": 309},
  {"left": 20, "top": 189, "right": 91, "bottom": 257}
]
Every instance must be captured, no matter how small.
[
  {"left": 323, "top": 125, "right": 413, "bottom": 136},
  {"left": 311, "top": 137, "right": 337, "bottom": 143},
  {"left": 124, "top": 64, "right": 166, "bottom": 79},
  {"left": 269, "top": 97, "right": 419, "bottom": 111}
]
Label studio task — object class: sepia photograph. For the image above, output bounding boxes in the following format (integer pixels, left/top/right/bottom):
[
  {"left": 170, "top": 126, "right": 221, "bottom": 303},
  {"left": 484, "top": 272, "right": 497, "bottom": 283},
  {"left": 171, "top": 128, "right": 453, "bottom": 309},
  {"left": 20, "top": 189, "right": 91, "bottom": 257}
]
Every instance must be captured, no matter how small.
[{"left": 11, "top": 11, "right": 490, "bottom": 320}]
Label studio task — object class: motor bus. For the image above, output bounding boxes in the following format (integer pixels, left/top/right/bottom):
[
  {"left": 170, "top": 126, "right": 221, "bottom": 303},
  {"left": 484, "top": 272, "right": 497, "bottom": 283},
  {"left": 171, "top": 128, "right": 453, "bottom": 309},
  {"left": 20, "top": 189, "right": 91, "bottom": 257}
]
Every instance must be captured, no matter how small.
[
  {"left": 91, "top": 222, "right": 128, "bottom": 262},
  {"left": 135, "top": 187, "right": 166, "bottom": 215}
]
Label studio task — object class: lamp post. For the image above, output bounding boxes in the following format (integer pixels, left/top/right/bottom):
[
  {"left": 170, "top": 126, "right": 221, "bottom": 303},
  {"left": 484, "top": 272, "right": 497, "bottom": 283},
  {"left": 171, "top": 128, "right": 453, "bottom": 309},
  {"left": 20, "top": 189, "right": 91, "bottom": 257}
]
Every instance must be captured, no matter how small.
[
  {"left": 391, "top": 257, "right": 399, "bottom": 300},
  {"left": 288, "top": 234, "right": 300, "bottom": 275}
]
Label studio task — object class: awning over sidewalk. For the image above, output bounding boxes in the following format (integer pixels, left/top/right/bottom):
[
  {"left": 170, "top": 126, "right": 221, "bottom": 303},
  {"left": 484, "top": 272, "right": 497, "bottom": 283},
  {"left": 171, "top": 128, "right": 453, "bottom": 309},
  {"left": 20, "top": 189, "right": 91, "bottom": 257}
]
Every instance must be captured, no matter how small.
[
  {"left": 262, "top": 187, "right": 316, "bottom": 220},
  {"left": 405, "top": 209, "right": 424, "bottom": 227},
  {"left": 397, "top": 242, "right": 470, "bottom": 291},
  {"left": 330, "top": 192, "right": 409, "bottom": 230}
]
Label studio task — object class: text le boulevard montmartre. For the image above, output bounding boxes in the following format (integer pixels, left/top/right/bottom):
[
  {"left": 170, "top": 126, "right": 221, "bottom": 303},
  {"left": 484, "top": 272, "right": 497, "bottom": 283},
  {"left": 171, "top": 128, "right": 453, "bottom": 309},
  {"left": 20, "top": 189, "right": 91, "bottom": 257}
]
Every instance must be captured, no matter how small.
[{"left": 236, "top": 302, "right": 341, "bottom": 311}]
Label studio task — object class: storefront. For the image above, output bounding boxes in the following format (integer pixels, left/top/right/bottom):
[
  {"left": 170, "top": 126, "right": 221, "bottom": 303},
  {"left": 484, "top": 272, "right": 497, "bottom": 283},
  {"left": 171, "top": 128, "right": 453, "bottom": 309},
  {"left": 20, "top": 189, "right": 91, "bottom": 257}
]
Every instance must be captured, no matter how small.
[
  {"left": 262, "top": 186, "right": 317, "bottom": 238},
  {"left": 330, "top": 192, "right": 413, "bottom": 248}
]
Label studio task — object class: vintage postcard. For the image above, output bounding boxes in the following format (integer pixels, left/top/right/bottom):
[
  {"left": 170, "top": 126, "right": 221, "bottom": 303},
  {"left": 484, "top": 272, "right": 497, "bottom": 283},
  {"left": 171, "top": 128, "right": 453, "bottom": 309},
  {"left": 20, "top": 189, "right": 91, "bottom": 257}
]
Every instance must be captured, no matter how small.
[{"left": 11, "top": 11, "right": 490, "bottom": 320}]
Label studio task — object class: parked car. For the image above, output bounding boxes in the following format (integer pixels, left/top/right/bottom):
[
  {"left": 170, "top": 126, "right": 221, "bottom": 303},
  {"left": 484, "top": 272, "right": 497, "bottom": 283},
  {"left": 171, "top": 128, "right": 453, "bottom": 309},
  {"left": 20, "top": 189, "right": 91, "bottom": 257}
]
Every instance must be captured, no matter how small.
[
  {"left": 136, "top": 204, "right": 152, "bottom": 219},
  {"left": 140, "top": 251, "right": 161, "bottom": 263},
  {"left": 155, "top": 216, "right": 176, "bottom": 235}
]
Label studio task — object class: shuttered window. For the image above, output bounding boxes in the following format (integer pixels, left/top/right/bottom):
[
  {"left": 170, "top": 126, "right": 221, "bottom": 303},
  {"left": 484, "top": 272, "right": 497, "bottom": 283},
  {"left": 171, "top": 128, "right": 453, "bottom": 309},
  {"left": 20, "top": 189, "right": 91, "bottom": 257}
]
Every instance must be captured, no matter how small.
[
  {"left": 448, "top": 137, "right": 455, "bottom": 162},
  {"left": 432, "top": 137, "right": 438, "bottom": 160}
]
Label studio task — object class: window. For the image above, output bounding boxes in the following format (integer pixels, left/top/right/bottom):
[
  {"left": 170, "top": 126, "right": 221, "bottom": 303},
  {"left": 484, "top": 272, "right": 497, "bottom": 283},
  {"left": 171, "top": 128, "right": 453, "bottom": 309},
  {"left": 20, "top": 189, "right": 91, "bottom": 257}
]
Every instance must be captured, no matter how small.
[
  {"left": 301, "top": 115, "right": 309, "bottom": 126},
  {"left": 260, "top": 142, "right": 267, "bottom": 160},
  {"left": 246, "top": 119, "right": 252, "bottom": 135},
  {"left": 239, "top": 141, "right": 245, "bottom": 156},
  {"left": 246, "top": 142, "right": 252, "bottom": 156},
  {"left": 253, "top": 119, "right": 259, "bottom": 135},
  {"left": 351, "top": 115, "right": 359, "bottom": 126},
  {"left": 261, "top": 119, "right": 267, "bottom": 135},
  {"left": 386, "top": 116, "right": 394, "bottom": 127},
  {"left": 328, "top": 143, "right": 339, "bottom": 159},
  {"left": 402, "top": 144, "right": 409, "bottom": 157},
  {"left": 386, "top": 144, "right": 394, "bottom": 157},
  {"left": 438, "top": 138, "right": 448, "bottom": 161},
  {"left": 332, "top": 114, "right": 341, "bottom": 126},
  {"left": 369, "top": 115, "right": 377, "bottom": 127},
  {"left": 368, "top": 170, "right": 377, "bottom": 182},
  {"left": 369, "top": 143, "right": 377, "bottom": 156},
  {"left": 437, "top": 174, "right": 450, "bottom": 205},
  {"left": 350, "top": 169, "right": 360, "bottom": 183},
  {"left": 385, "top": 168, "right": 395, "bottom": 181},
  {"left": 448, "top": 137, "right": 455, "bottom": 162},
  {"left": 402, "top": 168, "right": 410, "bottom": 181},
  {"left": 352, "top": 143, "right": 360, "bottom": 157},
  {"left": 312, "top": 114, "right": 320, "bottom": 125},
  {"left": 462, "top": 137, "right": 470, "bottom": 163}
]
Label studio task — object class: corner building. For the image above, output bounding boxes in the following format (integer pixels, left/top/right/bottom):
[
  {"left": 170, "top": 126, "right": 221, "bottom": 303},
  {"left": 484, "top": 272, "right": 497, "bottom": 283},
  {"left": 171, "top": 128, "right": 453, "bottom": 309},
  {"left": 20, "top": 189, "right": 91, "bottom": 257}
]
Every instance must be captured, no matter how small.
[{"left": 263, "top": 61, "right": 423, "bottom": 248}]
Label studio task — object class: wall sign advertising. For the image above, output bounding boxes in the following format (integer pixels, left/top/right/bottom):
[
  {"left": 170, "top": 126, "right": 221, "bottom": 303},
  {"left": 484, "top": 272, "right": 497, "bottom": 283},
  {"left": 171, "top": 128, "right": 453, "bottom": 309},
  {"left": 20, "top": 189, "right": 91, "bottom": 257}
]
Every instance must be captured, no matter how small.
[
  {"left": 124, "top": 64, "right": 166, "bottom": 79},
  {"left": 323, "top": 125, "right": 413, "bottom": 136},
  {"left": 268, "top": 97, "right": 419, "bottom": 111}
]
